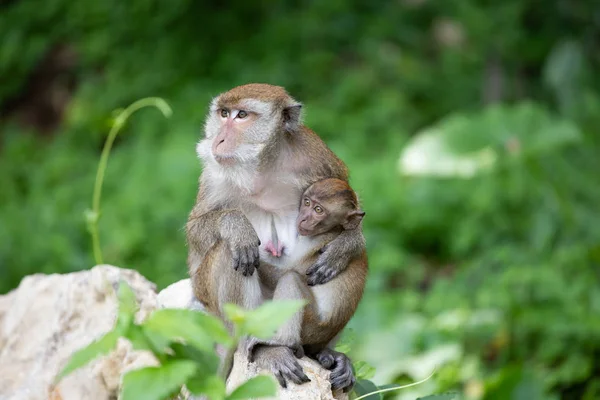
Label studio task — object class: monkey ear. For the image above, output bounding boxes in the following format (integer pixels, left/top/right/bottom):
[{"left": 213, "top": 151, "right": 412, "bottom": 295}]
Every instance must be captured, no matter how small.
[
  {"left": 283, "top": 102, "right": 303, "bottom": 133},
  {"left": 343, "top": 210, "right": 365, "bottom": 230}
]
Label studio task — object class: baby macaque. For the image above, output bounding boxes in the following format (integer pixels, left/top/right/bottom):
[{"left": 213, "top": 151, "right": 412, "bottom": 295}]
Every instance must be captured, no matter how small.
[
  {"left": 297, "top": 178, "right": 365, "bottom": 237},
  {"left": 297, "top": 178, "right": 365, "bottom": 286}
]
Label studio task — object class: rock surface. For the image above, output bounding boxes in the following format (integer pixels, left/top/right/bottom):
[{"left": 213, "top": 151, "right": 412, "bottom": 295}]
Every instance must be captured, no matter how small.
[{"left": 0, "top": 267, "right": 346, "bottom": 400}]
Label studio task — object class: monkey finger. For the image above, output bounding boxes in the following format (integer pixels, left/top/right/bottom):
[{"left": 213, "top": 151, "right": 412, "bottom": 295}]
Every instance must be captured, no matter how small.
[
  {"left": 274, "top": 370, "right": 287, "bottom": 389},
  {"left": 317, "top": 352, "right": 335, "bottom": 369},
  {"left": 306, "top": 262, "right": 323, "bottom": 276},
  {"left": 253, "top": 247, "right": 260, "bottom": 267},
  {"left": 245, "top": 247, "right": 255, "bottom": 276},
  {"left": 343, "top": 376, "right": 357, "bottom": 393},
  {"left": 239, "top": 249, "right": 249, "bottom": 275},
  {"left": 284, "top": 361, "right": 310, "bottom": 385}
]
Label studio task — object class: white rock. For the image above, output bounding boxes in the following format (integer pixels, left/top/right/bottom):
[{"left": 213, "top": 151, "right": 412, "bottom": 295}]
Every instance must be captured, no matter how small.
[
  {"left": 0, "top": 270, "right": 346, "bottom": 400},
  {"left": 0, "top": 265, "right": 159, "bottom": 400}
]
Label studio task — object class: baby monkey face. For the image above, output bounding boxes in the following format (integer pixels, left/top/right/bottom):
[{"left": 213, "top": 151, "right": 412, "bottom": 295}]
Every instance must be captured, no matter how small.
[{"left": 296, "top": 179, "right": 365, "bottom": 237}]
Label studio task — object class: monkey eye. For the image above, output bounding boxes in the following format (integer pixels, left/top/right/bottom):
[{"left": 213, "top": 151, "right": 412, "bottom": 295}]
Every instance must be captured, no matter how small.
[
  {"left": 220, "top": 109, "right": 229, "bottom": 118},
  {"left": 237, "top": 110, "right": 248, "bottom": 119},
  {"left": 314, "top": 205, "right": 323, "bottom": 214},
  {"left": 304, "top": 198, "right": 310, "bottom": 207}
]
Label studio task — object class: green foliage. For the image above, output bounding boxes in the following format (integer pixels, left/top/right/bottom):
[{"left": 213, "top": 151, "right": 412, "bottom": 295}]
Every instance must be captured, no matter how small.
[
  {"left": 57, "top": 281, "right": 305, "bottom": 399},
  {"left": 3, "top": 1, "right": 600, "bottom": 399},
  {"left": 223, "top": 300, "right": 307, "bottom": 340},
  {"left": 226, "top": 376, "right": 278, "bottom": 400},
  {"left": 121, "top": 361, "right": 198, "bottom": 400}
]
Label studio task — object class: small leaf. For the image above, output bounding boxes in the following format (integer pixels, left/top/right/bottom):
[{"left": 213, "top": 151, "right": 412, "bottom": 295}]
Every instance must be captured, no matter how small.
[
  {"left": 226, "top": 375, "right": 277, "bottom": 400},
  {"left": 241, "top": 300, "right": 306, "bottom": 339},
  {"left": 142, "top": 309, "right": 218, "bottom": 352},
  {"left": 121, "top": 360, "right": 197, "bottom": 400},
  {"left": 353, "top": 379, "right": 382, "bottom": 400},
  {"left": 116, "top": 280, "right": 138, "bottom": 331},
  {"left": 353, "top": 361, "right": 376, "bottom": 380},
  {"left": 187, "top": 374, "right": 226, "bottom": 400},
  {"left": 56, "top": 330, "right": 119, "bottom": 380},
  {"left": 335, "top": 329, "right": 356, "bottom": 353}
]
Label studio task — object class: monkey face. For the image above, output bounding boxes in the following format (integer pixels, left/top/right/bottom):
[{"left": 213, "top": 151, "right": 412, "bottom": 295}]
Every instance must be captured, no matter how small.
[
  {"left": 297, "top": 197, "right": 338, "bottom": 236},
  {"left": 198, "top": 84, "right": 302, "bottom": 168}
]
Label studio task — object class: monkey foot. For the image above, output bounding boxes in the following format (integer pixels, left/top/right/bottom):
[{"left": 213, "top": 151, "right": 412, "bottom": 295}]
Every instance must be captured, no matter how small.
[{"left": 264, "top": 240, "right": 285, "bottom": 257}]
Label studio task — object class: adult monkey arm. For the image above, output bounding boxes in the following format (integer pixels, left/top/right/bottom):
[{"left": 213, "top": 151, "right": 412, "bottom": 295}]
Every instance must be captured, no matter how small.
[{"left": 187, "top": 181, "right": 260, "bottom": 278}]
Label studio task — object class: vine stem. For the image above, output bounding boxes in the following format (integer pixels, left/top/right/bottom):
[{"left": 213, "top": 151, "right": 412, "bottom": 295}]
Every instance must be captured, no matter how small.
[
  {"left": 354, "top": 367, "right": 437, "bottom": 400},
  {"left": 89, "top": 97, "right": 172, "bottom": 265}
]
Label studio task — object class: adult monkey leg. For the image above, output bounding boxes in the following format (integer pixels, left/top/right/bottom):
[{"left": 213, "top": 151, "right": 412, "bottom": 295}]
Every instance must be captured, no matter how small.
[
  {"left": 302, "top": 257, "right": 367, "bottom": 392},
  {"left": 251, "top": 263, "right": 365, "bottom": 392},
  {"left": 249, "top": 271, "right": 312, "bottom": 388}
]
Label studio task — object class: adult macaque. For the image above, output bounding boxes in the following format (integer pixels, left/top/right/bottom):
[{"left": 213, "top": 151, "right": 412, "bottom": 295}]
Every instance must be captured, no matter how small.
[{"left": 186, "top": 84, "right": 367, "bottom": 391}]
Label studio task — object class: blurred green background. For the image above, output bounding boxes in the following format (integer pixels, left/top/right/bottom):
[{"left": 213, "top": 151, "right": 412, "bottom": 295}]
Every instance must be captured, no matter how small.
[{"left": 1, "top": 1, "right": 600, "bottom": 399}]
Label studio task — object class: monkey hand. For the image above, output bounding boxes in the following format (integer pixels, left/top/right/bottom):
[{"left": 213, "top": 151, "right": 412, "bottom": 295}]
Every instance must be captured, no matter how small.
[
  {"left": 306, "top": 244, "right": 349, "bottom": 286},
  {"left": 315, "top": 348, "right": 356, "bottom": 393},
  {"left": 250, "top": 345, "right": 311, "bottom": 389},
  {"left": 219, "top": 211, "right": 261, "bottom": 276}
]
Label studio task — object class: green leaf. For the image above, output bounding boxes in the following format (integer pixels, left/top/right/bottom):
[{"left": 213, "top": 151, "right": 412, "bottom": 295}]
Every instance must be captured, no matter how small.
[
  {"left": 353, "top": 361, "right": 376, "bottom": 380},
  {"left": 121, "top": 360, "right": 197, "bottom": 400},
  {"left": 239, "top": 300, "right": 306, "bottom": 339},
  {"left": 171, "top": 342, "right": 220, "bottom": 376},
  {"left": 226, "top": 375, "right": 277, "bottom": 400},
  {"left": 223, "top": 303, "right": 247, "bottom": 325},
  {"left": 353, "top": 379, "right": 382, "bottom": 400},
  {"left": 125, "top": 324, "right": 171, "bottom": 356},
  {"left": 335, "top": 328, "right": 356, "bottom": 353},
  {"left": 192, "top": 312, "right": 232, "bottom": 345},
  {"left": 417, "top": 393, "right": 457, "bottom": 400},
  {"left": 187, "top": 374, "right": 226, "bottom": 400},
  {"left": 116, "top": 280, "right": 138, "bottom": 331},
  {"left": 141, "top": 309, "right": 221, "bottom": 352},
  {"left": 56, "top": 329, "right": 119, "bottom": 380}
]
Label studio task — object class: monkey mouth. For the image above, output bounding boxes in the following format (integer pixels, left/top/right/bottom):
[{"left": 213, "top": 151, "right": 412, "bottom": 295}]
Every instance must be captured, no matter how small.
[
  {"left": 297, "top": 226, "right": 311, "bottom": 236},
  {"left": 213, "top": 154, "right": 237, "bottom": 165}
]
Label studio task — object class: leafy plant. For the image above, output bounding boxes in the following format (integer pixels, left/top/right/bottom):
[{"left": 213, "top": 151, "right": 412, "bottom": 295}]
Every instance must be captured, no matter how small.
[{"left": 57, "top": 280, "right": 305, "bottom": 400}]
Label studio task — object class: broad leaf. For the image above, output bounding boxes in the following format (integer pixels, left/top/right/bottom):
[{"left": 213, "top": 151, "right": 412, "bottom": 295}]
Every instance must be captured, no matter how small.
[
  {"left": 126, "top": 324, "right": 171, "bottom": 356},
  {"left": 240, "top": 300, "right": 306, "bottom": 339},
  {"left": 121, "top": 360, "right": 197, "bottom": 400},
  {"left": 353, "top": 360, "right": 376, "bottom": 380},
  {"left": 187, "top": 374, "right": 226, "bottom": 400},
  {"left": 192, "top": 312, "right": 232, "bottom": 345},
  {"left": 353, "top": 379, "right": 382, "bottom": 400},
  {"left": 226, "top": 375, "right": 277, "bottom": 400},
  {"left": 56, "top": 330, "right": 119, "bottom": 380},
  {"left": 171, "top": 342, "right": 220, "bottom": 376},
  {"left": 141, "top": 309, "right": 218, "bottom": 352}
]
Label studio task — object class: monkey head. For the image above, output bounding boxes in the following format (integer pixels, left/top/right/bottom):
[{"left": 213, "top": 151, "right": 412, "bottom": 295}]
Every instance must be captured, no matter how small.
[
  {"left": 197, "top": 84, "right": 303, "bottom": 169},
  {"left": 297, "top": 178, "right": 365, "bottom": 237}
]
